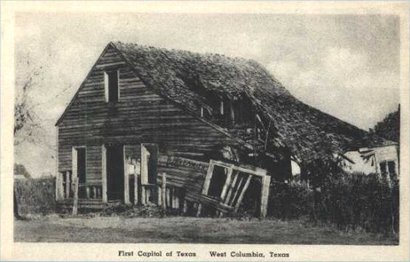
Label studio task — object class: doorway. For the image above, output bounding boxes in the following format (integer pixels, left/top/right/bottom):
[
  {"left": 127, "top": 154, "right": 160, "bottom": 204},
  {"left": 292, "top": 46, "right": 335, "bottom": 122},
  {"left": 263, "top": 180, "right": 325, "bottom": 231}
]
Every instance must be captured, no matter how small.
[
  {"left": 106, "top": 145, "right": 124, "bottom": 201},
  {"left": 76, "top": 148, "right": 86, "bottom": 184}
]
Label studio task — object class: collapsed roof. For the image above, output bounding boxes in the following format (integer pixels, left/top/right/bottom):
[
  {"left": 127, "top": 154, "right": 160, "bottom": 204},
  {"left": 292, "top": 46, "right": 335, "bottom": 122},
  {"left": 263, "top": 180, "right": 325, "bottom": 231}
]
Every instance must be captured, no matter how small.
[
  {"left": 56, "top": 41, "right": 394, "bottom": 164},
  {"left": 112, "top": 42, "right": 394, "bottom": 163}
]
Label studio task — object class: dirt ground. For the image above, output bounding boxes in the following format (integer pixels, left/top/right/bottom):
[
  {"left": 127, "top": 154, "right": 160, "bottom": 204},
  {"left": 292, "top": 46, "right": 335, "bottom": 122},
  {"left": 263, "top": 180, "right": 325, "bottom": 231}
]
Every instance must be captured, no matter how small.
[{"left": 14, "top": 215, "right": 398, "bottom": 245}]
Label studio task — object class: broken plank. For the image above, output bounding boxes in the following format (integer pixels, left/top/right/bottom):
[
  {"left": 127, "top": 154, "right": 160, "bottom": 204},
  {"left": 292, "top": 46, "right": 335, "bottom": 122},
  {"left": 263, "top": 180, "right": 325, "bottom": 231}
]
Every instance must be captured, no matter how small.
[
  {"left": 234, "top": 175, "right": 252, "bottom": 213},
  {"left": 224, "top": 170, "right": 238, "bottom": 205},
  {"left": 220, "top": 165, "right": 233, "bottom": 201},
  {"left": 229, "top": 175, "right": 244, "bottom": 206},
  {"left": 201, "top": 160, "right": 215, "bottom": 195}
]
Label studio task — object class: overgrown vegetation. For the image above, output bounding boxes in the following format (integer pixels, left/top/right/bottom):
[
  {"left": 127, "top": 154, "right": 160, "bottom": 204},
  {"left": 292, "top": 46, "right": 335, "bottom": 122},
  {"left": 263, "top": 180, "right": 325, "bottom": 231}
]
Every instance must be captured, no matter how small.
[
  {"left": 268, "top": 180, "right": 314, "bottom": 220},
  {"left": 14, "top": 163, "right": 32, "bottom": 178},
  {"left": 268, "top": 172, "right": 399, "bottom": 235},
  {"left": 14, "top": 177, "right": 56, "bottom": 215},
  {"left": 14, "top": 168, "right": 399, "bottom": 238},
  {"left": 371, "top": 105, "right": 400, "bottom": 143}
]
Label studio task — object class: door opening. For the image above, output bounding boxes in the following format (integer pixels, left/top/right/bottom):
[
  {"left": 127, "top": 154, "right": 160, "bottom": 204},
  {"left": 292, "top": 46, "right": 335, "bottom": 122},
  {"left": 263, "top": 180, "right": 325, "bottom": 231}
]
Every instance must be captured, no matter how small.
[
  {"left": 77, "top": 148, "right": 86, "bottom": 184},
  {"left": 106, "top": 145, "right": 124, "bottom": 201}
]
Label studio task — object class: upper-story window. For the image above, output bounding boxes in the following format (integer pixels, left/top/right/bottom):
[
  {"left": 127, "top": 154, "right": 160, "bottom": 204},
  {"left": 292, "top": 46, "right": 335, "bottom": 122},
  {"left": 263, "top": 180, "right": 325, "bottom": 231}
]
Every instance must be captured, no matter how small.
[
  {"left": 380, "top": 160, "right": 396, "bottom": 176},
  {"left": 104, "top": 70, "right": 119, "bottom": 102}
]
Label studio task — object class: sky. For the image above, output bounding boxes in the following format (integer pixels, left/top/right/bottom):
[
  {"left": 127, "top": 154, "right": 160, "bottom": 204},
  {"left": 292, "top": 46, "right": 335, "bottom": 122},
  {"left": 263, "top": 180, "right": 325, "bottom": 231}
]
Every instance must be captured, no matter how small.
[{"left": 14, "top": 13, "right": 400, "bottom": 177}]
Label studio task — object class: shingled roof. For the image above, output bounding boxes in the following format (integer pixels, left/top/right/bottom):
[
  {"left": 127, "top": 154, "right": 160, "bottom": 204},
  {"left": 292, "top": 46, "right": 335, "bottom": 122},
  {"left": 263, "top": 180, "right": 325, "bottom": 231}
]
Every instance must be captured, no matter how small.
[{"left": 110, "top": 42, "right": 394, "bottom": 163}]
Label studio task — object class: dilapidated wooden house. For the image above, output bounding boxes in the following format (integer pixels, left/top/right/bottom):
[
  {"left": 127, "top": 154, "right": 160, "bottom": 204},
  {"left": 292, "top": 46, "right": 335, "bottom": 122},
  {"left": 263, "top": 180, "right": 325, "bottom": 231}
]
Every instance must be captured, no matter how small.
[{"left": 55, "top": 42, "right": 394, "bottom": 215}]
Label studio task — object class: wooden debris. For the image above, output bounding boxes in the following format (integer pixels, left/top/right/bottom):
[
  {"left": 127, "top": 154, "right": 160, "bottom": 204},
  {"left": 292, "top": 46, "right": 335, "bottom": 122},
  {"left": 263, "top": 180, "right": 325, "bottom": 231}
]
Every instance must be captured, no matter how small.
[
  {"left": 198, "top": 159, "right": 270, "bottom": 218},
  {"left": 234, "top": 175, "right": 252, "bottom": 213}
]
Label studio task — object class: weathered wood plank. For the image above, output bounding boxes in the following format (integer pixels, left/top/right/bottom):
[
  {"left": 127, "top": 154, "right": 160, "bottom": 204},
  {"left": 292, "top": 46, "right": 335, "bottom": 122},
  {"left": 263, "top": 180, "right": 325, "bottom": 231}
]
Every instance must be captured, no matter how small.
[
  {"left": 260, "top": 175, "right": 271, "bottom": 218},
  {"left": 234, "top": 175, "right": 252, "bottom": 212},
  {"left": 220, "top": 166, "right": 233, "bottom": 201},
  {"left": 224, "top": 170, "right": 238, "bottom": 205}
]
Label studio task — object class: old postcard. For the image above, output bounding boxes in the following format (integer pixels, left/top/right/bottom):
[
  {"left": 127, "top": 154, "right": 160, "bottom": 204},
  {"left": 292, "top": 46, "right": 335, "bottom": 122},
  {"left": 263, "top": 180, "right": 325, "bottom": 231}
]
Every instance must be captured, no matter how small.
[{"left": 1, "top": 1, "right": 409, "bottom": 261}]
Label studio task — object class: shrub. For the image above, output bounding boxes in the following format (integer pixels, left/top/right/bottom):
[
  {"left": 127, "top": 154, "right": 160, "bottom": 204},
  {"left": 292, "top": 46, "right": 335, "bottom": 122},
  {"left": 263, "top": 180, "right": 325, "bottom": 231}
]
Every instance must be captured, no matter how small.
[
  {"left": 267, "top": 172, "right": 399, "bottom": 234},
  {"left": 320, "top": 173, "right": 399, "bottom": 234},
  {"left": 268, "top": 180, "right": 314, "bottom": 219},
  {"left": 14, "top": 177, "right": 56, "bottom": 215}
]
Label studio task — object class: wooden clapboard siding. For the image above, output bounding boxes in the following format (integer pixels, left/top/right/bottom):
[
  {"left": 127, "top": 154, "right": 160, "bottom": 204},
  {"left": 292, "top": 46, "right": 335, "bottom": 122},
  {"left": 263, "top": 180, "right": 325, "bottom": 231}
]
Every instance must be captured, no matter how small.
[
  {"left": 124, "top": 145, "right": 141, "bottom": 160},
  {"left": 58, "top": 45, "right": 238, "bottom": 177},
  {"left": 58, "top": 144, "right": 101, "bottom": 182},
  {"left": 157, "top": 156, "right": 209, "bottom": 202},
  {"left": 86, "top": 145, "right": 102, "bottom": 182}
]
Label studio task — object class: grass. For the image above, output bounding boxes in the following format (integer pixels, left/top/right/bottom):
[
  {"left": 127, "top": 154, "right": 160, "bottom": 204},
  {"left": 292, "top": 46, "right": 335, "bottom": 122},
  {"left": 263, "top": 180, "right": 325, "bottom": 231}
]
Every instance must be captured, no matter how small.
[{"left": 14, "top": 215, "right": 398, "bottom": 245}]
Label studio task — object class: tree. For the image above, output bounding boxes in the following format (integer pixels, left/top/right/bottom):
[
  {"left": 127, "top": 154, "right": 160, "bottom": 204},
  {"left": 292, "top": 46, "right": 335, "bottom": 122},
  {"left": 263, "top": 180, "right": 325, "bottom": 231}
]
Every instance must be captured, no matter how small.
[
  {"left": 14, "top": 63, "right": 43, "bottom": 219},
  {"left": 14, "top": 65, "right": 43, "bottom": 144},
  {"left": 372, "top": 105, "right": 400, "bottom": 143}
]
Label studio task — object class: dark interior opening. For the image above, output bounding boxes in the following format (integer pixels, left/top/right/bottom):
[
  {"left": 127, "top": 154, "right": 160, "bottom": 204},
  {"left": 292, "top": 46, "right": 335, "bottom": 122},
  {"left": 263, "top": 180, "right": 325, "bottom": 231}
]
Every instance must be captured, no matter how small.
[
  {"left": 208, "top": 165, "right": 227, "bottom": 199},
  {"left": 106, "top": 145, "right": 124, "bottom": 201},
  {"left": 380, "top": 161, "right": 387, "bottom": 174},
  {"left": 77, "top": 148, "right": 86, "bottom": 184},
  {"left": 129, "top": 176, "right": 135, "bottom": 204},
  {"left": 239, "top": 176, "right": 261, "bottom": 217},
  {"left": 107, "top": 70, "right": 119, "bottom": 102},
  {"left": 388, "top": 161, "right": 396, "bottom": 175}
]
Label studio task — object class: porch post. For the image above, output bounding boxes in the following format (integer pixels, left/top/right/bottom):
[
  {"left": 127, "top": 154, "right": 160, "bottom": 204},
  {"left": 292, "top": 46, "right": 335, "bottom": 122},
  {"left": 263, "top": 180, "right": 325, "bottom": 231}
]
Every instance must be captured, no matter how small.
[
  {"left": 123, "top": 146, "right": 130, "bottom": 205},
  {"left": 161, "top": 173, "right": 167, "bottom": 209},
  {"left": 141, "top": 186, "right": 146, "bottom": 205},
  {"left": 102, "top": 144, "right": 108, "bottom": 203},
  {"left": 260, "top": 175, "right": 271, "bottom": 218},
  {"left": 65, "top": 171, "right": 70, "bottom": 199},
  {"left": 72, "top": 176, "right": 79, "bottom": 215},
  {"left": 140, "top": 144, "right": 149, "bottom": 206},
  {"left": 71, "top": 147, "right": 78, "bottom": 199},
  {"left": 134, "top": 163, "right": 139, "bottom": 205}
]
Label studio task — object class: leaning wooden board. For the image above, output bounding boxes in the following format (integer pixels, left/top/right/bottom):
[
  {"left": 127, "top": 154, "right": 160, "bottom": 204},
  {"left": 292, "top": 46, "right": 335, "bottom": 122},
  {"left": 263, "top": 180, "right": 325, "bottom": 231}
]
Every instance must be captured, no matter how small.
[{"left": 157, "top": 155, "right": 209, "bottom": 202}]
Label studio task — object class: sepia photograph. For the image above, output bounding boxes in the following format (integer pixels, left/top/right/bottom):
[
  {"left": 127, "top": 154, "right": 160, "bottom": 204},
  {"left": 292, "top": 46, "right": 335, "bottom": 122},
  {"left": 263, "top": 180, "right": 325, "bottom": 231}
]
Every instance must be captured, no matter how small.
[{"left": 1, "top": 1, "right": 409, "bottom": 261}]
